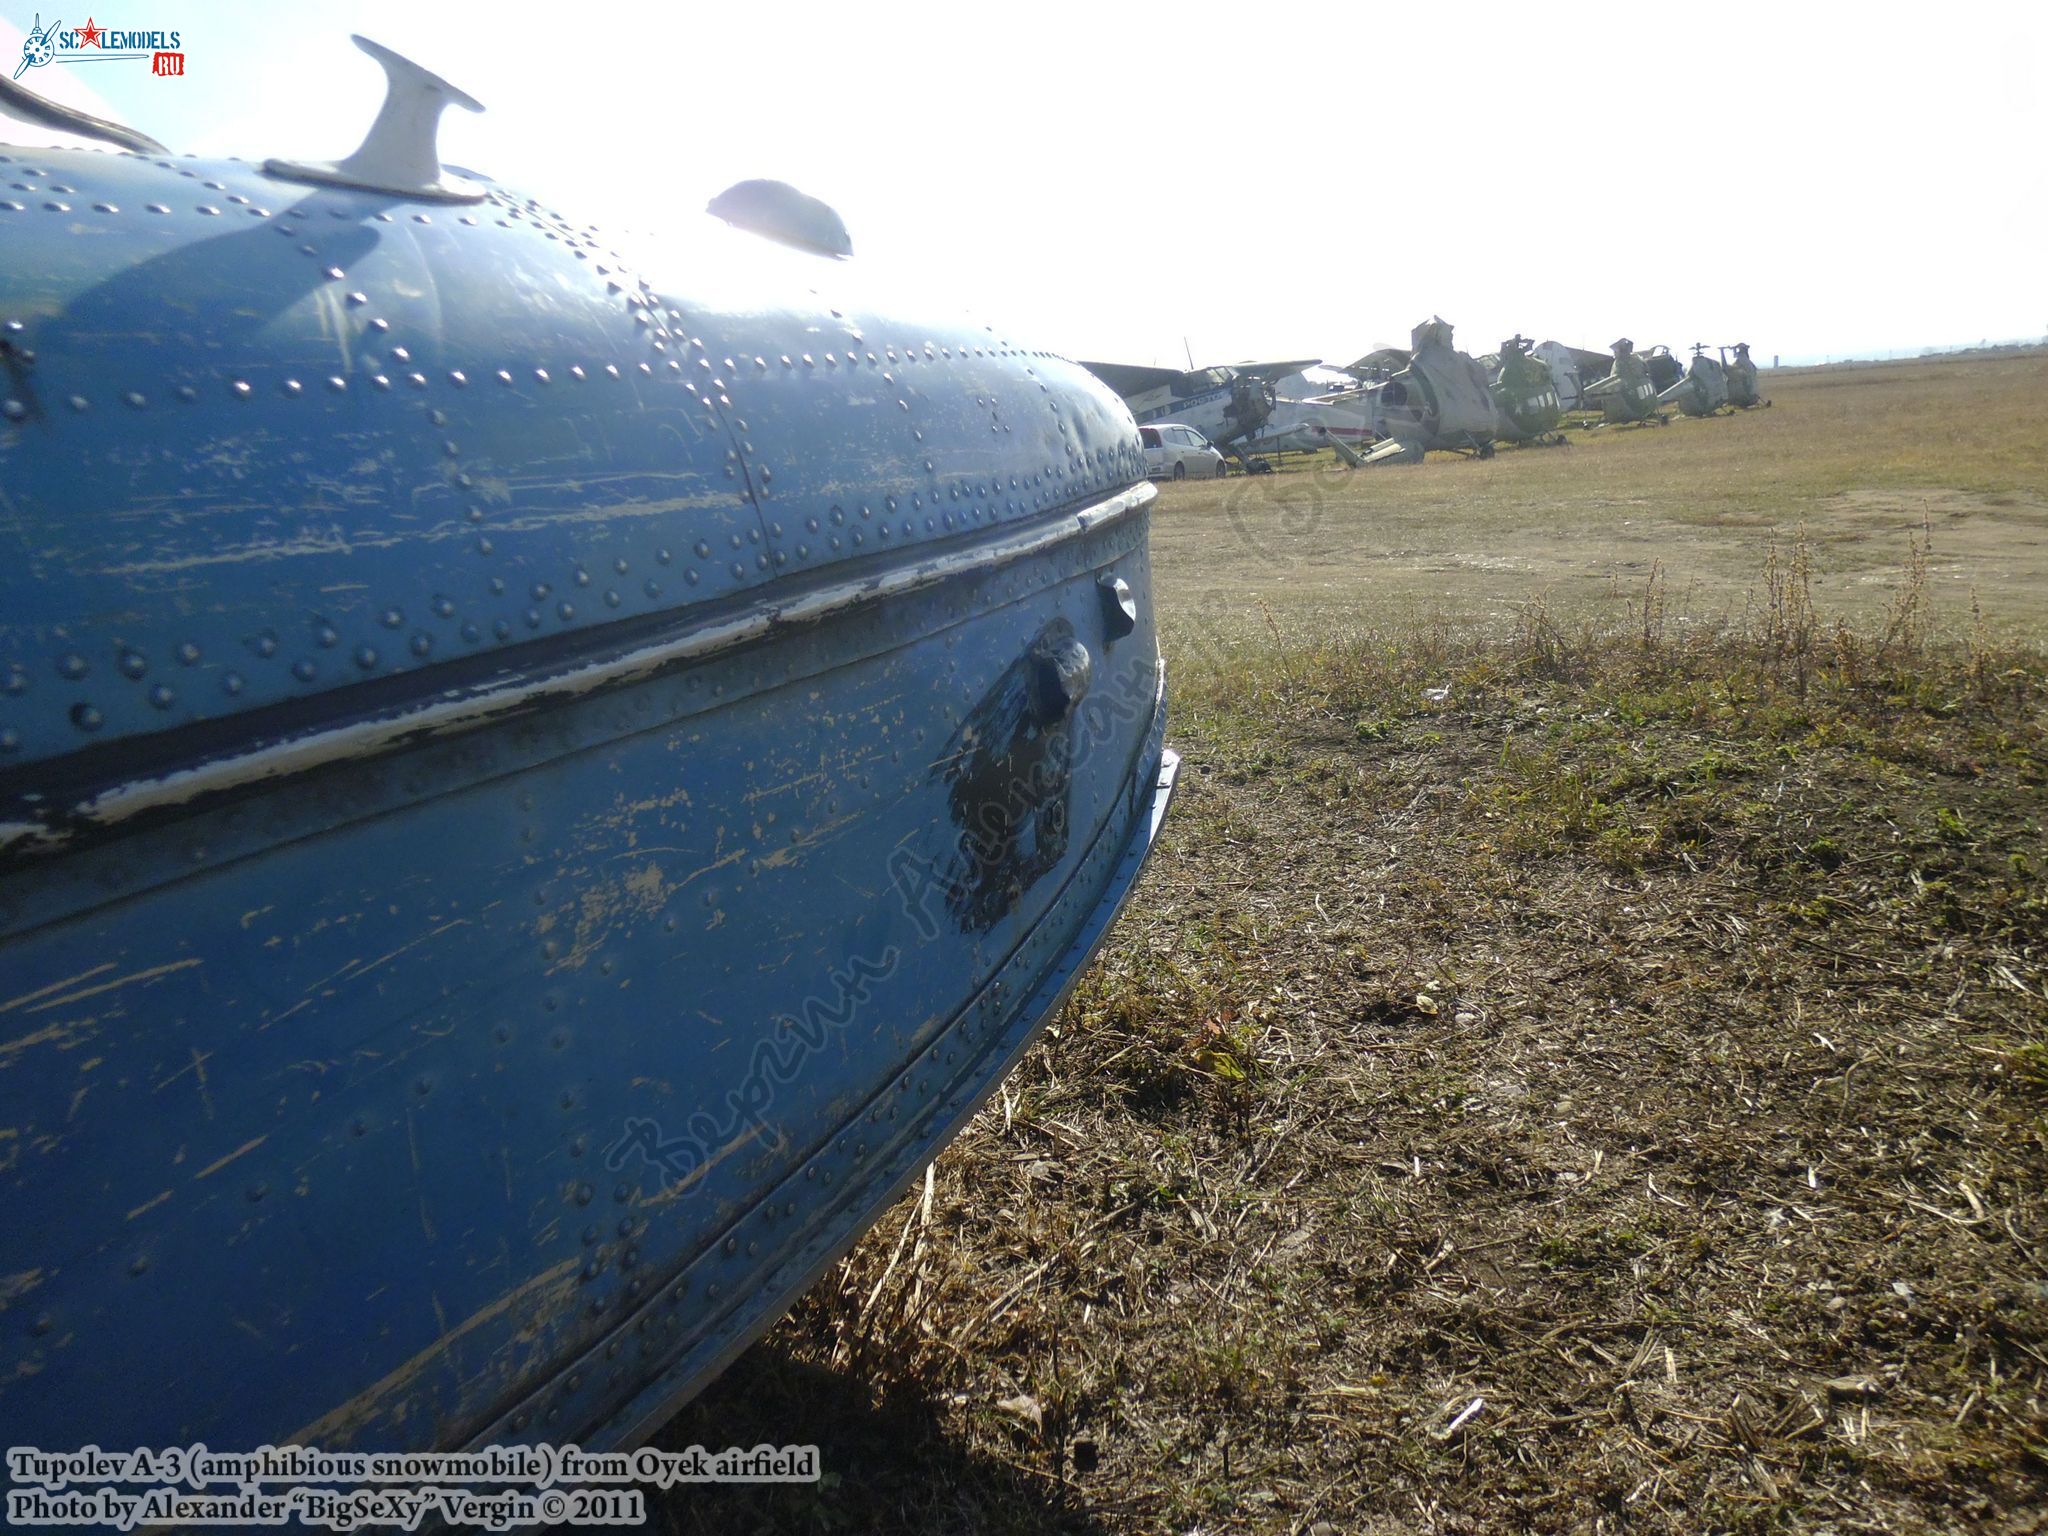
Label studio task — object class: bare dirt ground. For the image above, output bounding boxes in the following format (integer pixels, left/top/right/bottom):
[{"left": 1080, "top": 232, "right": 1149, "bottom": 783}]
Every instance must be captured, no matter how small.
[{"left": 652, "top": 357, "right": 2047, "bottom": 1535}]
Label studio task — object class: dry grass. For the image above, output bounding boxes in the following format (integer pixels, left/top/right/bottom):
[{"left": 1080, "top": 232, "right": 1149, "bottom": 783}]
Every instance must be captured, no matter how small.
[
  {"left": 650, "top": 358, "right": 2048, "bottom": 1535},
  {"left": 1152, "top": 351, "right": 2048, "bottom": 638}
]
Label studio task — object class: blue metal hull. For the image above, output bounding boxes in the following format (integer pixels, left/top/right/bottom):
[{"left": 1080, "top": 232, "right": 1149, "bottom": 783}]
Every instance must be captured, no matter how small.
[{"left": 0, "top": 144, "right": 1171, "bottom": 1452}]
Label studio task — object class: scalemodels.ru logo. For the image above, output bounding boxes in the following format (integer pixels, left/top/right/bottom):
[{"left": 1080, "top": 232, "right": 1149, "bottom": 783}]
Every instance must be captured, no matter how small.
[{"left": 13, "top": 13, "right": 185, "bottom": 79}]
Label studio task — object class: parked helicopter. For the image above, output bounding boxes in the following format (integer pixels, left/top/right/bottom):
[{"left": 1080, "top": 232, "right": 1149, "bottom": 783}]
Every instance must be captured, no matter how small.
[
  {"left": 1532, "top": 340, "right": 1613, "bottom": 410},
  {"left": 1237, "top": 371, "right": 1370, "bottom": 466},
  {"left": 1343, "top": 345, "right": 1414, "bottom": 383},
  {"left": 1579, "top": 338, "right": 1667, "bottom": 426},
  {"left": 1080, "top": 357, "right": 1320, "bottom": 468},
  {"left": 1660, "top": 345, "right": 1732, "bottom": 417},
  {"left": 1353, "top": 317, "right": 1501, "bottom": 465},
  {"left": 1640, "top": 344, "right": 1685, "bottom": 394},
  {"left": 1722, "top": 342, "right": 1769, "bottom": 408},
  {"left": 1484, "top": 335, "right": 1567, "bottom": 446}
]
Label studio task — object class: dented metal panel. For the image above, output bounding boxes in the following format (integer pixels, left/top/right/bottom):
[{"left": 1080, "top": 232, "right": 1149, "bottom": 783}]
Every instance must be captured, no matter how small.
[{"left": 0, "top": 141, "right": 1172, "bottom": 1454}]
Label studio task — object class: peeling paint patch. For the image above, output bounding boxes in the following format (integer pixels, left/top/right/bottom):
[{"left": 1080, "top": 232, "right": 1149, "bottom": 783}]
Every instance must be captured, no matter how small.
[
  {"left": 11, "top": 958, "right": 201, "bottom": 1019},
  {"left": 285, "top": 1256, "right": 581, "bottom": 1447},
  {"left": 332, "top": 919, "right": 470, "bottom": 988},
  {"left": 0, "top": 1015, "right": 103, "bottom": 1061},
  {"left": 192, "top": 1135, "right": 267, "bottom": 1181},
  {"left": 126, "top": 1189, "right": 173, "bottom": 1221},
  {"left": 0, "top": 963, "right": 117, "bottom": 1017},
  {"left": 551, "top": 861, "right": 672, "bottom": 972}
]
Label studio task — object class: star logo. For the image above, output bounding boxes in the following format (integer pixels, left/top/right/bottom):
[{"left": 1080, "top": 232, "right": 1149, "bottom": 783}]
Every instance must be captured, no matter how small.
[{"left": 75, "top": 16, "right": 102, "bottom": 47}]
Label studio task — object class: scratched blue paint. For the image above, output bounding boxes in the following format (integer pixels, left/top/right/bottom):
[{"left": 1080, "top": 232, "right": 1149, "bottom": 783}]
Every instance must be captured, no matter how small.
[{"left": 0, "top": 144, "right": 1174, "bottom": 1452}]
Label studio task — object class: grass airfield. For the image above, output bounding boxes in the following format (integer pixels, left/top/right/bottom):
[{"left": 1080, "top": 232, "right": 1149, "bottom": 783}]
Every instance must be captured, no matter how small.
[
  {"left": 1154, "top": 349, "right": 2048, "bottom": 641},
  {"left": 655, "top": 354, "right": 2047, "bottom": 1536}
]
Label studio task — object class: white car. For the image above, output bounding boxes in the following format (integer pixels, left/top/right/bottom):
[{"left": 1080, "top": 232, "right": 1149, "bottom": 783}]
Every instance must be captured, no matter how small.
[{"left": 1139, "top": 423, "right": 1228, "bottom": 481}]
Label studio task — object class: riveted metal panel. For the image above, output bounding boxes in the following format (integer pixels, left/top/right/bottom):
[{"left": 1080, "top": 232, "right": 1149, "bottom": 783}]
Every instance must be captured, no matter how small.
[
  {"left": 0, "top": 136, "right": 1169, "bottom": 1456},
  {"left": 642, "top": 241, "right": 1145, "bottom": 578},
  {"left": 0, "top": 149, "right": 1143, "bottom": 790},
  {"left": 0, "top": 149, "right": 772, "bottom": 772},
  {"left": 0, "top": 500, "right": 1162, "bottom": 1451}
]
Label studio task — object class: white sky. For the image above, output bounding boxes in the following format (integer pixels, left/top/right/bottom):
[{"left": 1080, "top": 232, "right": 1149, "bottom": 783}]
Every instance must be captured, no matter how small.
[{"left": 5, "top": 1, "right": 2044, "bottom": 367}]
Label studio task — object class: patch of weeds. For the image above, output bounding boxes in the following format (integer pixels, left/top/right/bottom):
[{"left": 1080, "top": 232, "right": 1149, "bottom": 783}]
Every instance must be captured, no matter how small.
[
  {"left": 1591, "top": 825, "right": 1651, "bottom": 874},
  {"left": 1537, "top": 1223, "right": 1654, "bottom": 1270},
  {"left": 1687, "top": 747, "right": 1754, "bottom": 784},
  {"left": 1785, "top": 892, "right": 1854, "bottom": 926},
  {"left": 1161, "top": 1321, "right": 1289, "bottom": 1410},
  {"left": 2008, "top": 1041, "right": 2048, "bottom": 1093},
  {"left": 1803, "top": 836, "right": 1846, "bottom": 871}
]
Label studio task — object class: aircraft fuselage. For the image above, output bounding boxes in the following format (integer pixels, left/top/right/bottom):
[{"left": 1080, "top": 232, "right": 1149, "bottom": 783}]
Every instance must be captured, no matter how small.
[{"left": 1120, "top": 370, "right": 1273, "bottom": 453}]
